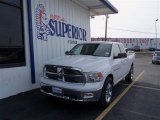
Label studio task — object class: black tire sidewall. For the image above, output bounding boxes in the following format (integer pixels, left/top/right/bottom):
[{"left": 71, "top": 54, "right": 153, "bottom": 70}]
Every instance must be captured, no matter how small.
[{"left": 125, "top": 65, "right": 133, "bottom": 83}]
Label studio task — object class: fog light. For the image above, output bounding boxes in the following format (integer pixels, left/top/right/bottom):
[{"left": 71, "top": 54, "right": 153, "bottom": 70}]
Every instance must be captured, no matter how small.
[{"left": 83, "top": 93, "right": 94, "bottom": 99}]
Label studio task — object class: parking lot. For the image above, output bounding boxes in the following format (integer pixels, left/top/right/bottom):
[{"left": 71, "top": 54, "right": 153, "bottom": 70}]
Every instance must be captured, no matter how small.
[{"left": 0, "top": 53, "right": 160, "bottom": 120}]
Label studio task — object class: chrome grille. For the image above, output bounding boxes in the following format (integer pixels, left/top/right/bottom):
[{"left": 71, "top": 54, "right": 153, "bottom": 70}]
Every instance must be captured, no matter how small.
[
  {"left": 44, "top": 65, "right": 85, "bottom": 83},
  {"left": 45, "top": 65, "right": 58, "bottom": 80}
]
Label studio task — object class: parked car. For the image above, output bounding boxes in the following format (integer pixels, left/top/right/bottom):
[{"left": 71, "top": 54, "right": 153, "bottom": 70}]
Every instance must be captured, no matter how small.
[
  {"left": 148, "top": 47, "right": 156, "bottom": 51},
  {"left": 40, "top": 42, "right": 135, "bottom": 107},
  {"left": 133, "top": 46, "right": 140, "bottom": 51},
  {"left": 125, "top": 48, "right": 134, "bottom": 52},
  {"left": 127, "top": 50, "right": 136, "bottom": 56},
  {"left": 125, "top": 48, "right": 135, "bottom": 56},
  {"left": 152, "top": 51, "right": 160, "bottom": 64}
]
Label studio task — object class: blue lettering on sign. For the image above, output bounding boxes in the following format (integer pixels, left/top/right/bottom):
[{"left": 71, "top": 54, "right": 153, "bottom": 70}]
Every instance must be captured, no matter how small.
[
  {"left": 67, "top": 24, "right": 72, "bottom": 38},
  {"left": 49, "top": 19, "right": 56, "bottom": 36},
  {"left": 36, "top": 4, "right": 87, "bottom": 41},
  {"left": 62, "top": 22, "right": 67, "bottom": 37},
  {"left": 48, "top": 19, "right": 87, "bottom": 41}
]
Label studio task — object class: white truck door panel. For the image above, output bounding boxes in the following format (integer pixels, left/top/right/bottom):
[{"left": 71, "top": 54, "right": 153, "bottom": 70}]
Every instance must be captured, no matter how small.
[
  {"left": 118, "top": 43, "right": 131, "bottom": 76},
  {"left": 112, "top": 59, "right": 122, "bottom": 83}
]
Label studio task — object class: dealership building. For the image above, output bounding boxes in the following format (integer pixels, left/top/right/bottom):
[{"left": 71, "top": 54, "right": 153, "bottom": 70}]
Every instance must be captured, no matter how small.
[{"left": 0, "top": 0, "right": 118, "bottom": 99}]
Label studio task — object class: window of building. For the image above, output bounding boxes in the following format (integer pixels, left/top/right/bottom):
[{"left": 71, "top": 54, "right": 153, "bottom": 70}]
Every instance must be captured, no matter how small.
[{"left": 0, "top": 0, "right": 25, "bottom": 68}]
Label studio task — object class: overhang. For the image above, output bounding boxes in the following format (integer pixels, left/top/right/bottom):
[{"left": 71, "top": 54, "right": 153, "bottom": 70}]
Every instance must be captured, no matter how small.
[{"left": 73, "top": 0, "right": 118, "bottom": 16}]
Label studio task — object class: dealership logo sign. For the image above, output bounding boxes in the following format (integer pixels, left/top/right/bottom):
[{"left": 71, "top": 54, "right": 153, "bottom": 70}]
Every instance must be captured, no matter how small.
[{"left": 36, "top": 4, "right": 87, "bottom": 41}]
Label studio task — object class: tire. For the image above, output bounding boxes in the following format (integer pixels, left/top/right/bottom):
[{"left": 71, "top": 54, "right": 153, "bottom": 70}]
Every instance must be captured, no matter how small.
[
  {"left": 98, "top": 77, "right": 113, "bottom": 107},
  {"left": 125, "top": 65, "right": 134, "bottom": 83},
  {"left": 152, "top": 61, "right": 155, "bottom": 64}
]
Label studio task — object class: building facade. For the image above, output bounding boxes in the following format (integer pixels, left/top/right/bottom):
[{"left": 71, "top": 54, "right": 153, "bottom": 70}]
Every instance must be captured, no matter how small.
[{"left": 0, "top": 0, "right": 118, "bottom": 99}]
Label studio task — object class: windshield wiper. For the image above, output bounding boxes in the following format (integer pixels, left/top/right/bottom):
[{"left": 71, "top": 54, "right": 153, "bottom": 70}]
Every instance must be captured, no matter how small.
[{"left": 65, "top": 51, "right": 75, "bottom": 55}]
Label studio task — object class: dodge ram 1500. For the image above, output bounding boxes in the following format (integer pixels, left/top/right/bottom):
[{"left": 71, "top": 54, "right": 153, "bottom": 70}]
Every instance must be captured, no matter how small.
[{"left": 40, "top": 42, "right": 135, "bottom": 107}]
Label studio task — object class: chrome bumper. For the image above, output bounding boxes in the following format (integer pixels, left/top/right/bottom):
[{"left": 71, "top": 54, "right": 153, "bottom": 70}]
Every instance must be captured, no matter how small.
[{"left": 40, "top": 83, "right": 102, "bottom": 102}]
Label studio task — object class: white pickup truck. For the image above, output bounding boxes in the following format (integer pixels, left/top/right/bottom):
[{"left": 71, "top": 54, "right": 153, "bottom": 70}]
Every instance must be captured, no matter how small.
[{"left": 40, "top": 42, "right": 135, "bottom": 107}]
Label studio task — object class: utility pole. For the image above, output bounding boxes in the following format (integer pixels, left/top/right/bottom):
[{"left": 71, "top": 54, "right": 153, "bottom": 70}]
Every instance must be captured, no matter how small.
[
  {"left": 105, "top": 14, "right": 109, "bottom": 41},
  {"left": 155, "top": 19, "right": 158, "bottom": 49}
]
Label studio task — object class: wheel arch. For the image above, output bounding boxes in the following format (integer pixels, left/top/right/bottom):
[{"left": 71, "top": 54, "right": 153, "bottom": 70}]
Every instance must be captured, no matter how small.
[{"left": 106, "top": 74, "right": 114, "bottom": 85}]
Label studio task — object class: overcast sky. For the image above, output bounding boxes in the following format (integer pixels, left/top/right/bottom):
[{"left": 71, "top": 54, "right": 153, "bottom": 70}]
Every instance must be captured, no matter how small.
[{"left": 90, "top": 0, "right": 160, "bottom": 38}]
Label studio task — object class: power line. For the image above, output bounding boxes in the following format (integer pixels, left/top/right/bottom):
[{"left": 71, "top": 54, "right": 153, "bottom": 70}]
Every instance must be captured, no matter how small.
[{"left": 108, "top": 27, "right": 160, "bottom": 34}]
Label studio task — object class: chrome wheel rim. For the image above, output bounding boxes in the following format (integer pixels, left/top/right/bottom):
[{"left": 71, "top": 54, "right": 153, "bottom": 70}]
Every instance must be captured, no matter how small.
[{"left": 105, "top": 83, "right": 112, "bottom": 103}]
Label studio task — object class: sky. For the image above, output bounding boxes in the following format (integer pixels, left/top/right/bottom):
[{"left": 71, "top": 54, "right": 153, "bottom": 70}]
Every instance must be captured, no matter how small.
[{"left": 90, "top": 0, "right": 160, "bottom": 38}]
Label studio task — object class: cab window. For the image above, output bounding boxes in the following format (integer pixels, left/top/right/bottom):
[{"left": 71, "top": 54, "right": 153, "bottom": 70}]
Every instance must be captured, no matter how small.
[{"left": 113, "top": 44, "right": 121, "bottom": 57}]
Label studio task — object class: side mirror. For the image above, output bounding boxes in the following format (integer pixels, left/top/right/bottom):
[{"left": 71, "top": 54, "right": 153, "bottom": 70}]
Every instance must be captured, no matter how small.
[
  {"left": 114, "top": 53, "right": 127, "bottom": 59},
  {"left": 65, "top": 51, "right": 74, "bottom": 55},
  {"left": 125, "top": 48, "right": 128, "bottom": 53},
  {"left": 65, "top": 51, "right": 70, "bottom": 55}
]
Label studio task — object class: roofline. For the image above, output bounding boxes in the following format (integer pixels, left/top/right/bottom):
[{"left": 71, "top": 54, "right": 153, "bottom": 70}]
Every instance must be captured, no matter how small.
[{"left": 99, "top": 0, "right": 118, "bottom": 14}]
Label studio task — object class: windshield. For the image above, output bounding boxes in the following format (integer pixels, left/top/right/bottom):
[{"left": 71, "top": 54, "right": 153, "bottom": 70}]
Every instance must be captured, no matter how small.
[
  {"left": 155, "top": 52, "right": 160, "bottom": 56},
  {"left": 69, "top": 43, "right": 112, "bottom": 57}
]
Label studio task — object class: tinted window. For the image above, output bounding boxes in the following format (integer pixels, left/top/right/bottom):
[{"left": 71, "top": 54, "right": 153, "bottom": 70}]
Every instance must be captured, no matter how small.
[
  {"left": 0, "top": 1, "right": 25, "bottom": 68},
  {"left": 113, "top": 44, "right": 121, "bottom": 57},
  {"left": 70, "top": 43, "right": 112, "bottom": 57},
  {"left": 70, "top": 44, "right": 83, "bottom": 55},
  {"left": 93, "top": 44, "right": 112, "bottom": 57},
  {"left": 119, "top": 44, "right": 126, "bottom": 53},
  {"left": 0, "top": 0, "right": 21, "bottom": 7}
]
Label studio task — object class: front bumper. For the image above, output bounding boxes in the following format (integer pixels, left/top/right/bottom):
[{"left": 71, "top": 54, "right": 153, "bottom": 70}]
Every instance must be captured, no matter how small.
[{"left": 40, "top": 83, "right": 102, "bottom": 102}]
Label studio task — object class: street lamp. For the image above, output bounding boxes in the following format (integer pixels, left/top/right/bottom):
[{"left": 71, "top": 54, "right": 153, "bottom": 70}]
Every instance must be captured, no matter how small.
[{"left": 155, "top": 19, "right": 158, "bottom": 49}]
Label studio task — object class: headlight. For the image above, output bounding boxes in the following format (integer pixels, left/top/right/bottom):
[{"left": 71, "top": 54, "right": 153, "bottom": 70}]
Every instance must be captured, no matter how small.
[{"left": 85, "top": 72, "right": 104, "bottom": 82}]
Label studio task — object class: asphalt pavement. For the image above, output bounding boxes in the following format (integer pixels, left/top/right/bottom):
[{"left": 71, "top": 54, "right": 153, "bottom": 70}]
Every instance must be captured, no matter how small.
[{"left": 0, "top": 52, "right": 160, "bottom": 120}]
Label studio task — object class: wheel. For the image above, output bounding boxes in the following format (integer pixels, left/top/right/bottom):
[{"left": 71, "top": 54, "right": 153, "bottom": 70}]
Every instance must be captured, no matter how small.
[
  {"left": 152, "top": 61, "right": 155, "bottom": 64},
  {"left": 125, "top": 65, "right": 134, "bottom": 83},
  {"left": 98, "top": 77, "right": 113, "bottom": 107}
]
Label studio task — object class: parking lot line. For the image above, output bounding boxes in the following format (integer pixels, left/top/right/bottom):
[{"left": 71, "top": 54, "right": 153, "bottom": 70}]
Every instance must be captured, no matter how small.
[
  {"left": 116, "top": 108, "right": 160, "bottom": 120},
  {"left": 132, "top": 84, "right": 160, "bottom": 91},
  {"left": 119, "top": 83, "right": 160, "bottom": 91},
  {"left": 96, "top": 71, "right": 145, "bottom": 120}
]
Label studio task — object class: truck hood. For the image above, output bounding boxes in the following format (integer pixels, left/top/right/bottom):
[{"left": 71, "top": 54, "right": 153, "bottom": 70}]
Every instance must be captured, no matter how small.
[{"left": 47, "top": 55, "right": 110, "bottom": 72}]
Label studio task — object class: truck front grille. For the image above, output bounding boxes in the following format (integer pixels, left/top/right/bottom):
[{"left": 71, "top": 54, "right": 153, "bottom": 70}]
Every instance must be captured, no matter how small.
[{"left": 44, "top": 65, "right": 86, "bottom": 83}]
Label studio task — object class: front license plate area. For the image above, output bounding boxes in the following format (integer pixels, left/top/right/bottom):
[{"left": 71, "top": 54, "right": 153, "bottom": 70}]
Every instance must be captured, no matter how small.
[{"left": 52, "top": 87, "right": 62, "bottom": 94}]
